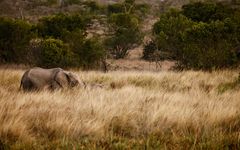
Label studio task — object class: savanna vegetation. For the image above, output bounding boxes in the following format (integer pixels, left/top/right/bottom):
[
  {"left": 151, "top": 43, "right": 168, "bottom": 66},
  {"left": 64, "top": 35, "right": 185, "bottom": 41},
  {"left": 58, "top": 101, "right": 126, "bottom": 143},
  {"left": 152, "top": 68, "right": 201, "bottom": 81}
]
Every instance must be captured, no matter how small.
[
  {"left": 146, "top": 1, "right": 240, "bottom": 70},
  {"left": 1, "top": 0, "right": 240, "bottom": 149},
  {"left": 0, "top": 0, "right": 147, "bottom": 69},
  {"left": 1, "top": 68, "right": 240, "bottom": 149}
]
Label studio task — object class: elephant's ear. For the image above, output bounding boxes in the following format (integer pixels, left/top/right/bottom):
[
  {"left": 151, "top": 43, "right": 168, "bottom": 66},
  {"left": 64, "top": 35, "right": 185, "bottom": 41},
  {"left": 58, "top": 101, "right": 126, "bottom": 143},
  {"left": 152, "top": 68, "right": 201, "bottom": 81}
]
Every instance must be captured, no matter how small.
[
  {"left": 65, "top": 72, "right": 81, "bottom": 88},
  {"left": 54, "top": 71, "right": 69, "bottom": 88}
]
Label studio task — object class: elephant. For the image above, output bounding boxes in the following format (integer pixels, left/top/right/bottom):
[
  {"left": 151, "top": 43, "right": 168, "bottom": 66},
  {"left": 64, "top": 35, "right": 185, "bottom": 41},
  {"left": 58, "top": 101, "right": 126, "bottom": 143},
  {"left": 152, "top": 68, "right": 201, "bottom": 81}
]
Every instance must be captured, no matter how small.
[{"left": 20, "top": 67, "right": 85, "bottom": 91}]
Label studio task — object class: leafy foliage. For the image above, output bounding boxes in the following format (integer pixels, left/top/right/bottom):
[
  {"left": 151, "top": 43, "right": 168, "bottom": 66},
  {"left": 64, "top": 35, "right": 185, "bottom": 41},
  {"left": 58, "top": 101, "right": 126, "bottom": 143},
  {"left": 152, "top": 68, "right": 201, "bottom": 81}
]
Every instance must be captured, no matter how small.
[
  {"left": 39, "top": 38, "right": 74, "bottom": 68},
  {"left": 182, "top": 2, "right": 234, "bottom": 22},
  {"left": 36, "top": 14, "right": 89, "bottom": 40},
  {"left": 180, "top": 21, "right": 238, "bottom": 69},
  {"left": 65, "top": 30, "right": 106, "bottom": 69},
  {"left": 151, "top": 2, "right": 240, "bottom": 70},
  {"left": 0, "top": 17, "right": 34, "bottom": 63},
  {"left": 106, "top": 13, "right": 142, "bottom": 59},
  {"left": 78, "top": 38, "right": 106, "bottom": 69},
  {"left": 153, "top": 10, "right": 194, "bottom": 59},
  {"left": 35, "top": 14, "right": 105, "bottom": 69}
]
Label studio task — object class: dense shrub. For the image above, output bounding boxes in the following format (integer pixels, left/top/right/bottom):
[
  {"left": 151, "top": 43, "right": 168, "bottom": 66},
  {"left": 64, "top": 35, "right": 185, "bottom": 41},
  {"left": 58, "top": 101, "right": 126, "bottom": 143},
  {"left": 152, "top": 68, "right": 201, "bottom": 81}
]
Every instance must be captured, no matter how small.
[
  {"left": 39, "top": 38, "right": 74, "bottom": 68},
  {"left": 151, "top": 2, "right": 240, "bottom": 70},
  {"left": 35, "top": 13, "right": 107, "bottom": 69},
  {"left": 106, "top": 13, "right": 142, "bottom": 59},
  {"left": 36, "top": 14, "right": 89, "bottom": 40},
  {"left": 0, "top": 17, "right": 34, "bottom": 63},
  {"left": 180, "top": 21, "right": 238, "bottom": 69},
  {"left": 182, "top": 2, "right": 234, "bottom": 22},
  {"left": 33, "top": 13, "right": 106, "bottom": 69},
  {"left": 77, "top": 38, "right": 106, "bottom": 69},
  {"left": 153, "top": 10, "right": 194, "bottom": 59},
  {"left": 27, "top": 38, "right": 75, "bottom": 68},
  {"left": 65, "top": 30, "right": 106, "bottom": 69}
]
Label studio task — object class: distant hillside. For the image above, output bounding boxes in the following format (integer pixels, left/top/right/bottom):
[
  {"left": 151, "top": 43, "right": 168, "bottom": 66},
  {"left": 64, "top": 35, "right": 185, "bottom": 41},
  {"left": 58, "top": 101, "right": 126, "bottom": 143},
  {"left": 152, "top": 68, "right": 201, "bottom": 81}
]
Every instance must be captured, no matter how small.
[
  {"left": 0, "top": 0, "right": 237, "bottom": 20},
  {"left": 0, "top": 0, "right": 155, "bottom": 20}
]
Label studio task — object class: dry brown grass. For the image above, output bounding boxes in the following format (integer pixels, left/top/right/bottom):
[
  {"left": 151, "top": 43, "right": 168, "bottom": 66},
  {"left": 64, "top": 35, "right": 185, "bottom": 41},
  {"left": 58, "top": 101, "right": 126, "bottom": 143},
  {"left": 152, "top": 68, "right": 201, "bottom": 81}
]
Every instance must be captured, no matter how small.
[{"left": 0, "top": 68, "right": 240, "bottom": 149}]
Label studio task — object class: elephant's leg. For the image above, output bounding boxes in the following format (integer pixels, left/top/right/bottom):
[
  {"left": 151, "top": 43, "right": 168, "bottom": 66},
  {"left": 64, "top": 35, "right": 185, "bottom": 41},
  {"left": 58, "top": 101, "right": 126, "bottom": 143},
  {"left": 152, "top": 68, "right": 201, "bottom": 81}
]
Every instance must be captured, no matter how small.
[
  {"left": 22, "top": 79, "right": 38, "bottom": 91},
  {"left": 50, "top": 81, "right": 62, "bottom": 90}
]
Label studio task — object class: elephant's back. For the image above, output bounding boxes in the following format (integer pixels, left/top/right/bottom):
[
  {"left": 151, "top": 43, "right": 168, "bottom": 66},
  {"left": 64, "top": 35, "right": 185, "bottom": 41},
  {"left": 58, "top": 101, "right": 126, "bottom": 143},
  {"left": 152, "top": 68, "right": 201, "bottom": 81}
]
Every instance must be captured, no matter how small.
[
  {"left": 28, "top": 68, "right": 55, "bottom": 85},
  {"left": 29, "top": 67, "right": 62, "bottom": 76},
  {"left": 29, "top": 68, "right": 51, "bottom": 76}
]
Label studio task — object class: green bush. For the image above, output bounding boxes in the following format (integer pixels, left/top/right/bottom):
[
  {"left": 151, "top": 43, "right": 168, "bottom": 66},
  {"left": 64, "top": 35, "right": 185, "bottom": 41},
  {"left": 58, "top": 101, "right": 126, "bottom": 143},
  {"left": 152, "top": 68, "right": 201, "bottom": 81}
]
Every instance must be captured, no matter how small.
[
  {"left": 0, "top": 13, "right": 105, "bottom": 69},
  {"left": 35, "top": 13, "right": 106, "bottom": 69},
  {"left": 152, "top": 2, "right": 240, "bottom": 70},
  {"left": 0, "top": 17, "right": 34, "bottom": 63},
  {"left": 182, "top": 2, "right": 234, "bottom": 22},
  {"left": 106, "top": 13, "right": 142, "bottom": 59},
  {"left": 65, "top": 30, "right": 106, "bottom": 69},
  {"left": 153, "top": 10, "right": 194, "bottom": 59},
  {"left": 78, "top": 38, "right": 106, "bottom": 69},
  {"left": 180, "top": 21, "right": 238, "bottom": 69},
  {"left": 39, "top": 38, "right": 74, "bottom": 68},
  {"left": 37, "top": 14, "right": 89, "bottom": 40}
]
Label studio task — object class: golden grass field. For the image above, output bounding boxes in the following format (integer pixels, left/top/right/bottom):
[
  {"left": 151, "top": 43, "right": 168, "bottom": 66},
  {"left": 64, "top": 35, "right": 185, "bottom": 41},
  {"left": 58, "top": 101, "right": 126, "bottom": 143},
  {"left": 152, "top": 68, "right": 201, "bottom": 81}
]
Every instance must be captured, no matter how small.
[{"left": 1, "top": 67, "right": 240, "bottom": 149}]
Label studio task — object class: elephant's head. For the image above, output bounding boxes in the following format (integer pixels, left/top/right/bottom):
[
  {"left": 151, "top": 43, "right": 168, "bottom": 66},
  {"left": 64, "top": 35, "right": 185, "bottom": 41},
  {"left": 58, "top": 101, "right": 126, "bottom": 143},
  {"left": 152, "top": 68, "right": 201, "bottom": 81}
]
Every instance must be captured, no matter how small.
[
  {"left": 65, "top": 72, "right": 80, "bottom": 88},
  {"left": 54, "top": 71, "right": 82, "bottom": 89}
]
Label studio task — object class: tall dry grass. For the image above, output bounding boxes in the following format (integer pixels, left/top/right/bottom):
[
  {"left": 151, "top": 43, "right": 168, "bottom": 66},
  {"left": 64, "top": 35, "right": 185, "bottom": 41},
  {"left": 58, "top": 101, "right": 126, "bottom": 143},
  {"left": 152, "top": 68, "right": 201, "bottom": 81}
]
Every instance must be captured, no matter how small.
[{"left": 0, "top": 68, "right": 240, "bottom": 149}]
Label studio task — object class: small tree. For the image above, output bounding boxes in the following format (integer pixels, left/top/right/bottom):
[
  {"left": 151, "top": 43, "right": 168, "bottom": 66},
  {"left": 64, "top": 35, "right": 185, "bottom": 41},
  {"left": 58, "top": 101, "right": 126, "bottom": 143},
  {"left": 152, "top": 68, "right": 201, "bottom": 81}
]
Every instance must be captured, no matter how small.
[{"left": 106, "top": 13, "right": 142, "bottom": 59}]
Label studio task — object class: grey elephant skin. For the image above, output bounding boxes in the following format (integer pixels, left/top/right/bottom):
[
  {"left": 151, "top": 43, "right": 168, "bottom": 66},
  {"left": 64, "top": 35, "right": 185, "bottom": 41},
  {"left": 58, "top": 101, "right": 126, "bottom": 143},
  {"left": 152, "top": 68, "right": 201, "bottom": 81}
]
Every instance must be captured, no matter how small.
[{"left": 20, "top": 67, "right": 83, "bottom": 91}]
